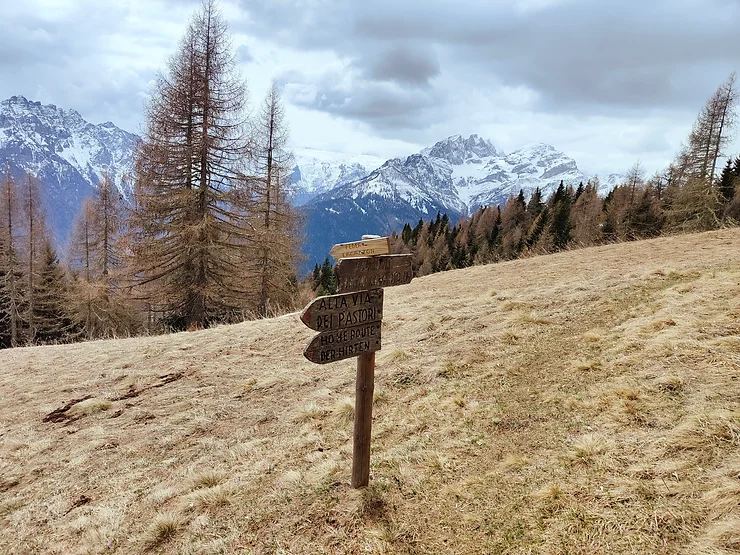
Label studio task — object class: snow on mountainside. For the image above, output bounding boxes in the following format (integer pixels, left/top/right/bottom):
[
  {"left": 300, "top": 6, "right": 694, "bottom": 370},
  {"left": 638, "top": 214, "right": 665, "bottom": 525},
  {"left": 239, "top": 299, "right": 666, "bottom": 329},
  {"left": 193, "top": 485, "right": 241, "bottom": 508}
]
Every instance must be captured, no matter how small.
[
  {"left": 307, "top": 134, "right": 604, "bottom": 218},
  {"left": 290, "top": 148, "right": 384, "bottom": 205},
  {"left": 0, "top": 96, "right": 625, "bottom": 270},
  {"left": 0, "top": 95, "right": 138, "bottom": 196},
  {"left": 419, "top": 135, "right": 605, "bottom": 210},
  {"left": 0, "top": 95, "right": 138, "bottom": 244},
  {"left": 300, "top": 134, "right": 614, "bottom": 268},
  {"left": 467, "top": 142, "right": 591, "bottom": 209},
  {"left": 311, "top": 134, "right": 606, "bottom": 220}
]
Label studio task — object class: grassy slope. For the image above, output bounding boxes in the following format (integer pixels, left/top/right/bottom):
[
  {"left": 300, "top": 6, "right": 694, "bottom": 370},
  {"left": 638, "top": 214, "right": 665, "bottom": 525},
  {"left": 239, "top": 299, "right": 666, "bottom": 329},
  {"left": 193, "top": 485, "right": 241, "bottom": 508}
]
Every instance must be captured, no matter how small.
[{"left": 1, "top": 229, "right": 740, "bottom": 554}]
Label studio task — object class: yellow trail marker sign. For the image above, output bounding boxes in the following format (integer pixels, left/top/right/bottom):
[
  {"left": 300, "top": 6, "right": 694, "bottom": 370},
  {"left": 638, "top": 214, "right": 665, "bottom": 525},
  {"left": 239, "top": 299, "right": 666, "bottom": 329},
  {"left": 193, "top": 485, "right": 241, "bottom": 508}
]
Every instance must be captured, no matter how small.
[{"left": 329, "top": 236, "right": 390, "bottom": 260}]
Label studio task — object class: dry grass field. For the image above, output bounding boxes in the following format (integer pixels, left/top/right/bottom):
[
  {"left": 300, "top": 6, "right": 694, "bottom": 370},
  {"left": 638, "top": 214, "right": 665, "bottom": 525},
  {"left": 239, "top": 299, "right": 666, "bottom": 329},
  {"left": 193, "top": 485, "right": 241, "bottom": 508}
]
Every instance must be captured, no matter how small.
[{"left": 2, "top": 229, "right": 740, "bottom": 554}]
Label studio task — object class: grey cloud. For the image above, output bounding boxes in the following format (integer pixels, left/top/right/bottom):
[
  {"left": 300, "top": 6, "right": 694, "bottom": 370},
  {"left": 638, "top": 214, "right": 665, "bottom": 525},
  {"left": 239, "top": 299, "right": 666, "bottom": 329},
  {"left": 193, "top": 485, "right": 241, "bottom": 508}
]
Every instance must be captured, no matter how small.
[
  {"left": 0, "top": 2, "right": 177, "bottom": 133},
  {"left": 364, "top": 45, "right": 440, "bottom": 87},
  {"left": 464, "top": 1, "right": 740, "bottom": 113},
  {"left": 311, "top": 87, "right": 435, "bottom": 130},
  {"left": 238, "top": 0, "right": 740, "bottom": 118},
  {"left": 2, "top": 0, "right": 737, "bottom": 175},
  {"left": 620, "top": 128, "right": 673, "bottom": 156},
  {"left": 282, "top": 70, "right": 447, "bottom": 133}
]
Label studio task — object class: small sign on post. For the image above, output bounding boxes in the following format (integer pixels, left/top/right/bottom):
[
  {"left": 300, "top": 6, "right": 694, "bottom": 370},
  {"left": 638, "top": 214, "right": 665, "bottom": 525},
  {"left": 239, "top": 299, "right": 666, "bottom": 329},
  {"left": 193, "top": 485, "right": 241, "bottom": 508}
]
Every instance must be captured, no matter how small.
[
  {"left": 335, "top": 254, "right": 413, "bottom": 293},
  {"left": 300, "top": 289, "right": 383, "bottom": 331},
  {"left": 300, "top": 238, "right": 413, "bottom": 489},
  {"left": 300, "top": 289, "right": 384, "bottom": 364},
  {"left": 303, "top": 322, "right": 381, "bottom": 364},
  {"left": 329, "top": 236, "right": 391, "bottom": 260}
]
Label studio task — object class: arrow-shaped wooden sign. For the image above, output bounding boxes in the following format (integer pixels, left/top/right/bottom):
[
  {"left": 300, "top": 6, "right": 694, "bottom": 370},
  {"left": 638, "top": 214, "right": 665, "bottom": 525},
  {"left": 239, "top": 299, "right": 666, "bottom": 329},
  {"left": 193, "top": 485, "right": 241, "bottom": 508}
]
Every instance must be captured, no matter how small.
[
  {"left": 329, "top": 236, "right": 390, "bottom": 260},
  {"left": 300, "top": 289, "right": 383, "bottom": 331},
  {"left": 300, "top": 289, "right": 384, "bottom": 364},
  {"left": 303, "top": 322, "right": 382, "bottom": 364},
  {"left": 335, "top": 254, "right": 413, "bottom": 293}
]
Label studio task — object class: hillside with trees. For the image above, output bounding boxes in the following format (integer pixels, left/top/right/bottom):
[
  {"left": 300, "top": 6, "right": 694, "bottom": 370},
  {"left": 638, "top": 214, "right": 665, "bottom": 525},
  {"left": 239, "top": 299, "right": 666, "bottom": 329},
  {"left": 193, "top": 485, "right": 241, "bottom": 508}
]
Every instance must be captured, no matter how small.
[
  {"left": 2, "top": 9, "right": 738, "bottom": 349},
  {"left": 0, "top": 0, "right": 302, "bottom": 347},
  {"left": 368, "top": 74, "right": 739, "bottom": 280}
]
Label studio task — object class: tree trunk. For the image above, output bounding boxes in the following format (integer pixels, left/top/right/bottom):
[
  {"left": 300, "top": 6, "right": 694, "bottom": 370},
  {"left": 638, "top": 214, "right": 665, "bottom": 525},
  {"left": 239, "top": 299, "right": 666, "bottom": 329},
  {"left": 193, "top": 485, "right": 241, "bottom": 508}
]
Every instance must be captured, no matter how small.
[
  {"left": 189, "top": 3, "right": 213, "bottom": 332},
  {"left": 709, "top": 76, "right": 735, "bottom": 183},
  {"left": 27, "top": 177, "right": 35, "bottom": 344},
  {"left": 6, "top": 178, "right": 18, "bottom": 347},
  {"left": 259, "top": 100, "right": 275, "bottom": 318}
]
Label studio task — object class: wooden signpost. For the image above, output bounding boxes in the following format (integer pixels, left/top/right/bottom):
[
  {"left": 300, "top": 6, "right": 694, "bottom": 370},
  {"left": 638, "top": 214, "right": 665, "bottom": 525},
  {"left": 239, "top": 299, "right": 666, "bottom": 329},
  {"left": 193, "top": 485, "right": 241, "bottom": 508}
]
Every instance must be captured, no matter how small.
[
  {"left": 300, "top": 236, "right": 413, "bottom": 488},
  {"left": 300, "top": 289, "right": 383, "bottom": 364},
  {"left": 329, "top": 236, "right": 391, "bottom": 260},
  {"left": 335, "top": 254, "right": 413, "bottom": 293}
]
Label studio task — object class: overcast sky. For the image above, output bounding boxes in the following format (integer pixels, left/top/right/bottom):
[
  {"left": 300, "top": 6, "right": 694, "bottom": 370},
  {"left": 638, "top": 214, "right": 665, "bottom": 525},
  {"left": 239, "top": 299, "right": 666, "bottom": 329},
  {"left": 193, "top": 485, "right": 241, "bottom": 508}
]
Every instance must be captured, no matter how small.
[{"left": 2, "top": 0, "right": 739, "bottom": 176}]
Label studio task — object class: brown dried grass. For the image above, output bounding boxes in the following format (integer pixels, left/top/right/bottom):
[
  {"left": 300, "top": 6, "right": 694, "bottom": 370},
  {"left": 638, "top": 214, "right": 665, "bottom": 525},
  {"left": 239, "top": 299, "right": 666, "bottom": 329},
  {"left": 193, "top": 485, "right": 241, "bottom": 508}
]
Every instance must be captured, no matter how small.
[{"left": 1, "top": 228, "right": 740, "bottom": 553}]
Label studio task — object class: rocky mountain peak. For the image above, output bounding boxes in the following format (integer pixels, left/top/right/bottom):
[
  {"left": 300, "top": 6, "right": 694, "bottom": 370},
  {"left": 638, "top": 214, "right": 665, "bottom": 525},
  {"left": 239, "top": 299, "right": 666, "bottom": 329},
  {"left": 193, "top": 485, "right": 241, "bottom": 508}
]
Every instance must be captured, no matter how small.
[
  {"left": 0, "top": 95, "right": 139, "bottom": 245},
  {"left": 422, "top": 133, "right": 500, "bottom": 164}
]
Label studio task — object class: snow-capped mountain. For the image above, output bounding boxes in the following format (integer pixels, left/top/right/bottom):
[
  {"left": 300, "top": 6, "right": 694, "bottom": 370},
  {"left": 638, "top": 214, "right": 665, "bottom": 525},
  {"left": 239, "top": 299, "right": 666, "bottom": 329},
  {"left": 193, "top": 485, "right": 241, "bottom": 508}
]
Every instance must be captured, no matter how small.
[
  {"left": 0, "top": 97, "right": 624, "bottom": 271},
  {"left": 0, "top": 95, "right": 138, "bottom": 244},
  {"left": 300, "top": 134, "right": 604, "bottom": 267},
  {"left": 290, "top": 148, "right": 384, "bottom": 205},
  {"left": 309, "top": 134, "right": 602, "bottom": 220}
]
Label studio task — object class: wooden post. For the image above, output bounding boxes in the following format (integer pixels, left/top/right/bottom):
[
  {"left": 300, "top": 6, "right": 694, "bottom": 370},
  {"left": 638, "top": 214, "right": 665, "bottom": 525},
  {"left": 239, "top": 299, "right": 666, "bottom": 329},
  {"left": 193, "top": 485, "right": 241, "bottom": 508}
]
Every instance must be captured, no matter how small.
[
  {"left": 300, "top": 247, "right": 413, "bottom": 488},
  {"left": 352, "top": 351, "right": 375, "bottom": 488}
]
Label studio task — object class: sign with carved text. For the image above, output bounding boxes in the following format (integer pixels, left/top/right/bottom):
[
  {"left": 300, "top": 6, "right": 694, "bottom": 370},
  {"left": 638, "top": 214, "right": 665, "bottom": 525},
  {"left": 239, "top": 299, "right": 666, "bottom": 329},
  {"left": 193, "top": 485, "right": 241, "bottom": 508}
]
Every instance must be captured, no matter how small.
[
  {"left": 335, "top": 254, "right": 413, "bottom": 293},
  {"left": 329, "top": 237, "right": 390, "bottom": 260},
  {"left": 300, "top": 289, "right": 383, "bottom": 332},
  {"left": 303, "top": 322, "right": 382, "bottom": 364},
  {"left": 298, "top": 237, "right": 415, "bottom": 489}
]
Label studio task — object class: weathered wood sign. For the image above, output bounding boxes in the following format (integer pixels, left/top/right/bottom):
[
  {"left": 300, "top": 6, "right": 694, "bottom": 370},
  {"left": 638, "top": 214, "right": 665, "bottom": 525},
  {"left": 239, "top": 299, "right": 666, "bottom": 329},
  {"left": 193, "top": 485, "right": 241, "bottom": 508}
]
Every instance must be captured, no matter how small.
[
  {"left": 300, "top": 238, "right": 415, "bottom": 489},
  {"left": 335, "top": 254, "right": 413, "bottom": 293},
  {"left": 303, "top": 322, "right": 382, "bottom": 364},
  {"left": 301, "top": 289, "right": 384, "bottom": 364},
  {"left": 329, "top": 236, "right": 390, "bottom": 260},
  {"left": 300, "top": 289, "right": 383, "bottom": 331}
]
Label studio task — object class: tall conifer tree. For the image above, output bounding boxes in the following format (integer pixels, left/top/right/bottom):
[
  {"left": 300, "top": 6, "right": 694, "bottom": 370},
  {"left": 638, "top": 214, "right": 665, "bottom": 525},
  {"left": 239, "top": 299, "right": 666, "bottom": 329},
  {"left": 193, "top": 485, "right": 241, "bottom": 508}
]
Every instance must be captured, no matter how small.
[
  {"left": 34, "top": 241, "right": 72, "bottom": 344},
  {"left": 0, "top": 171, "right": 23, "bottom": 347},
  {"left": 21, "top": 174, "right": 48, "bottom": 344},
  {"left": 132, "top": 0, "right": 252, "bottom": 329},
  {"left": 67, "top": 175, "right": 134, "bottom": 339},
  {"left": 668, "top": 73, "right": 738, "bottom": 229},
  {"left": 247, "top": 83, "right": 301, "bottom": 316},
  {"left": 718, "top": 157, "right": 736, "bottom": 203}
]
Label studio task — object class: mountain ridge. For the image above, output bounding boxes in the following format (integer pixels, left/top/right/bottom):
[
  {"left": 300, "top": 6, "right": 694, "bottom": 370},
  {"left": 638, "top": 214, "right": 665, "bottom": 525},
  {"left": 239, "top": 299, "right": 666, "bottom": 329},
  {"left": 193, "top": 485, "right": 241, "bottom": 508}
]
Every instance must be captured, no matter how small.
[
  {"left": 298, "top": 134, "right": 621, "bottom": 267},
  {"left": 0, "top": 96, "right": 624, "bottom": 267},
  {"left": 0, "top": 95, "right": 139, "bottom": 244}
]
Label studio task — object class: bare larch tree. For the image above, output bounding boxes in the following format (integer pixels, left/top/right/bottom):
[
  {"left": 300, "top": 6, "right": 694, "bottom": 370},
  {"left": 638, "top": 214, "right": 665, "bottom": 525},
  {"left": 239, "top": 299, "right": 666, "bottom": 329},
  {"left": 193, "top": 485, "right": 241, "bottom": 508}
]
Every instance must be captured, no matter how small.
[
  {"left": 669, "top": 73, "right": 738, "bottom": 229},
  {"left": 22, "top": 173, "right": 48, "bottom": 344},
  {"left": 67, "top": 175, "right": 131, "bottom": 339},
  {"left": 132, "top": 0, "right": 252, "bottom": 329},
  {"left": 247, "top": 82, "right": 301, "bottom": 317}
]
